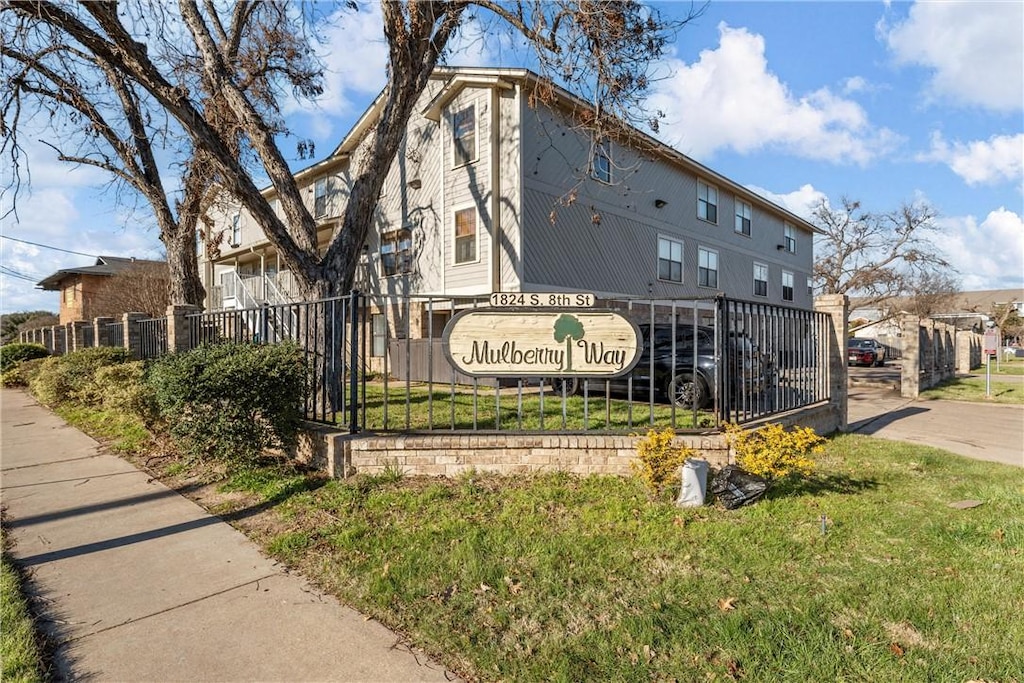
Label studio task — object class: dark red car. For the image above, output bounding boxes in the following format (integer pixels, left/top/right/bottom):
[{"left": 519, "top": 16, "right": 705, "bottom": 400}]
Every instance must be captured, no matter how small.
[{"left": 848, "top": 338, "right": 886, "bottom": 367}]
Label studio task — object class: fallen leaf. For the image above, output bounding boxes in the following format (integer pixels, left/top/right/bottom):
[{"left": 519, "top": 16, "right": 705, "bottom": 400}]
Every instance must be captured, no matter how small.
[
  {"left": 504, "top": 576, "right": 523, "bottom": 595},
  {"left": 889, "top": 642, "right": 905, "bottom": 657},
  {"left": 843, "top": 628, "right": 854, "bottom": 640},
  {"left": 381, "top": 562, "right": 390, "bottom": 577},
  {"left": 993, "top": 528, "right": 1005, "bottom": 542},
  {"left": 718, "top": 597, "right": 738, "bottom": 611},
  {"left": 726, "top": 659, "right": 745, "bottom": 679}
]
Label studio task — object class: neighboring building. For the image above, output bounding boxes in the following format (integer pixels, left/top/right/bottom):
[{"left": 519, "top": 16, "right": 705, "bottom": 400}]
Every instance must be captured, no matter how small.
[
  {"left": 200, "top": 67, "right": 818, "bottom": 316},
  {"left": 36, "top": 256, "right": 169, "bottom": 324}
]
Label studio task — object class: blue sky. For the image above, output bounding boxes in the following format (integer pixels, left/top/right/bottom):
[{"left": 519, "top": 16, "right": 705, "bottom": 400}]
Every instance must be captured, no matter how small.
[{"left": 2, "top": 0, "right": 1022, "bottom": 314}]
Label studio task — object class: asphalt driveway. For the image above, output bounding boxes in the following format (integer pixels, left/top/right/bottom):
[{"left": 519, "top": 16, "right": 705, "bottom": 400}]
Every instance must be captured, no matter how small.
[{"left": 848, "top": 385, "right": 1024, "bottom": 467}]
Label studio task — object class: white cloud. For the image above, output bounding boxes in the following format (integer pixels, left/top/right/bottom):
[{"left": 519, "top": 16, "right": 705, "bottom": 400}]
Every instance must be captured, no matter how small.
[
  {"left": 649, "top": 23, "right": 901, "bottom": 165},
  {"left": 1, "top": 186, "right": 163, "bottom": 313},
  {"left": 745, "top": 184, "right": 827, "bottom": 221},
  {"left": 921, "top": 132, "right": 1024, "bottom": 188},
  {"left": 881, "top": 1, "right": 1024, "bottom": 112},
  {"left": 280, "top": 2, "right": 389, "bottom": 141},
  {"left": 933, "top": 208, "right": 1024, "bottom": 290}
]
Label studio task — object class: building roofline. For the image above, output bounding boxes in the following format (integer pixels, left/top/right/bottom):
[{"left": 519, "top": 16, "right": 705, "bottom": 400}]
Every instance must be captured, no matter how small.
[
  {"left": 36, "top": 256, "right": 166, "bottom": 291},
  {"left": 321, "top": 66, "right": 820, "bottom": 235}
]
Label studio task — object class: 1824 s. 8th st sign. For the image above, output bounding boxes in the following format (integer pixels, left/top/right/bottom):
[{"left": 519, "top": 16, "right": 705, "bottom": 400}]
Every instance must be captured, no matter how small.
[{"left": 443, "top": 309, "right": 642, "bottom": 378}]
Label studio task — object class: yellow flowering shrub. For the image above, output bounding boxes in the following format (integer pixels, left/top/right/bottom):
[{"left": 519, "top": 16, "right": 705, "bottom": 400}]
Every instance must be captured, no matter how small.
[
  {"left": 722, "top": 422, "right": 824, "bottom": 481},
  {"left": 632, "top": 428, "right": 695, "bottom": 495}
]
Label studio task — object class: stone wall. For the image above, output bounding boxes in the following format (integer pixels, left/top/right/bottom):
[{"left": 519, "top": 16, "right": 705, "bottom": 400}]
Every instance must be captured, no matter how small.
[
  {"left": 295, "top": 430, "right": 732, "bottom": 479},
  {"left": 901, "top": 315, "right": 959, "bottom": 398}
]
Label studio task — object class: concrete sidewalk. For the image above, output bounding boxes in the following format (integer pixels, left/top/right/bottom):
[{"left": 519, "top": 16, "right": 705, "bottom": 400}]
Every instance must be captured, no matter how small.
[
  {"left": 848, "top": 385, "right": 1024, "bottom": 467},
  {"left": 0, "top": 389, "right": 455, "bottom": 682}
]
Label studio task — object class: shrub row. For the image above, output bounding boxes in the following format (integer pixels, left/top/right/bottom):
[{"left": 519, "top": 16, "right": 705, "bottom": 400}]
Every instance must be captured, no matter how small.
[
  {"left": 12, "top": 342, "right": 307, "bottom": 468},
  {"left": 148, "top": 342, "right": 307, "bottom": 465},
  {"left": 0, "top": 343, "right": 48, "bottom": 373}
]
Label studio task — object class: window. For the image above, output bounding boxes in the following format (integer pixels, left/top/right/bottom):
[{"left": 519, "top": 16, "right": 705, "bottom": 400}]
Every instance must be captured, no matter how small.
[
  {"left": 782, "top": 271, "right": 794, "bottom": 302},
  {"left": 698, "top": 247, "right": 719, "bottom": 288},
  {"left": 658, "top": 236, "right": 683, "bottom": 282},
  {"left": 454, "top": 208, "right": 477, "bottom": 264},
  {"left": 64, "top": 285, "right": 75, "bottom": 303},
  {"left": 452, "top": 105, "right": 476, "bottom": 166},
  {"left": 735, "top": 200, "right": 751, "bottom": 236},
  {"left": 698, "top": 180, "right": 718, "bottom": 223},
  {"left": 754, "top": 262, "right": 769, "bottom": 297},
  {"left": 784, "top": 223, "right": 796, "bottom": 253},
  {"left": 592, "top": 138, "right": 611, "bottom": 183},
  {"left": 314, "top": 178, "right": 328, "bottom": 218},
  {"left": 372, "top": 314, "right": 387, "bottom": 357},
  {"left": 231, "top": 212, "right": 241, "bottom": 246},
  {"left": 381, "top": 229, "right": 413, "bottom": 277},
  {"left": 270, "top": 198, "right": 279, "bottom": 217}
]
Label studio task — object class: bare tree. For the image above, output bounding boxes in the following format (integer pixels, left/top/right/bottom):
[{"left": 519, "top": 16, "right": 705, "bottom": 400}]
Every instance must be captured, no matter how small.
[
  {"left": 2, "top": 0, "right": 697, "bottom": 302},
  {"left": 1, "top": 2, "right": 323, "bottom": 307},
  {"left": 903, "top": 271, "right": 961, "bottom": 317},
  {"left": 812, "top": 197, "right": 954, "bottom": 311},
  {"left": 90, "top": 262, "right": 171, "bottom": 319}
]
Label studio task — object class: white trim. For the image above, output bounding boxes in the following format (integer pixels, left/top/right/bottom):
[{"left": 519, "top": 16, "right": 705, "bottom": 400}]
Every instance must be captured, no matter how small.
[
  {"left": 697, "top": 245, "right": 719, "bottom": 289},
  {"left": 591, "top": 137, "right": 612, "bottom": 184},
  {"left": 656, "top": 234, "right": 684, "bottom": 283},
  {"left": 782, "top": 269, "right": 795, "bottom": 302},
  {"left": 451, "top": 203, "right": 481, "bottom": 266},
  {"left": 697, "top": 179, "right": 719, "bottom": 225},
  {"left": 753, "top": 261, "right": 769, "bottom": 298},
  {"left": 735, "top": 198, "right": 752, "bottom": 236},
  {"left": 451, "top": 101, "right": 479, "bottom": 168}
]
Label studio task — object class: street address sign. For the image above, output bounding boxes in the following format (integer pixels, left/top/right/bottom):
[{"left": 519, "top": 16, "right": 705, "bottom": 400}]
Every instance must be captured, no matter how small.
[{"left": 443, "top": 309, "right": 641, "bottom": 378}]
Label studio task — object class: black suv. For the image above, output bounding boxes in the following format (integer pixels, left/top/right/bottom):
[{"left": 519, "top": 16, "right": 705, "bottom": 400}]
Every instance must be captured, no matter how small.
[{"left": 549, "top": 324, "right": 766, "bottom": 410}]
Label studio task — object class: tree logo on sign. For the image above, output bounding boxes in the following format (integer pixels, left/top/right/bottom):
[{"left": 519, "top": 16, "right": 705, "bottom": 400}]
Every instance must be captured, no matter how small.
[{"left": 553, "top": 314, "right": 585, "bottom": 372}]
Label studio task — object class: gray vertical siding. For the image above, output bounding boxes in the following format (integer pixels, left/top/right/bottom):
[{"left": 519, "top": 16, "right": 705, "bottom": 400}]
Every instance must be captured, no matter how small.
[{"left": 518, "top": 100, "right": 814, "bottom": 307}]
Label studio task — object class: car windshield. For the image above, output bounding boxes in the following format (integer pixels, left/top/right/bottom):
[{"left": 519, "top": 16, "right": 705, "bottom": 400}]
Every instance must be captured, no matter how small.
[{"left": 848, "top": 339, "right": 873, "bottom": 348}]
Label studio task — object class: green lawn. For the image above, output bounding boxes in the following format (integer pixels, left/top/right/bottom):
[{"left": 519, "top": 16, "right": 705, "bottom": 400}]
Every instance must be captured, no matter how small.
[
  {"left": 352, "top": 381, "right": 716, "bottom": 432},
  {"left": 216, "top": 435, "right": 1024, "bottom": 682},
  {"left": 920, "top": 375, "right": 1024, "bottom": 404},
  {"left": 1, "top": 519, "right": 47, "bottom": 683}
]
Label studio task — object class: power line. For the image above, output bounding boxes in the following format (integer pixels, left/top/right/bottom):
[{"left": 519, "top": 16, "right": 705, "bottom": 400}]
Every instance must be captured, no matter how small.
[
  {"left": 0, "top": 266, "right": 39, "bottom": 283},
  {"left": 0, "top": 234, "right": 99, "bottom": 258}
]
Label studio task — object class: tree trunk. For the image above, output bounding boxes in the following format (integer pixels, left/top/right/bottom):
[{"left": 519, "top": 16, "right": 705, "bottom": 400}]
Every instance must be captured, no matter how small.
[{"left": 164, "top": 223, "right": 206, "bottom": 308}]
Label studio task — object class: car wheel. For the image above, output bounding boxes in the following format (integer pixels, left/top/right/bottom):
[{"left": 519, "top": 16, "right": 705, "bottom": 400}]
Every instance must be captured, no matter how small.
[
  {"left": 668, "top": 373, "right": 708, "bottom": 410},
  {"left": 546, "top": 377, "right": 579, "bottom": 396}
]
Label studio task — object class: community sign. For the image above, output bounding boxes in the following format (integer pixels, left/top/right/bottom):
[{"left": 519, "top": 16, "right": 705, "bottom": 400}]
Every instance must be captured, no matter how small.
[{"left": 443, "top": 309, "right": 642, "bottom": 378}]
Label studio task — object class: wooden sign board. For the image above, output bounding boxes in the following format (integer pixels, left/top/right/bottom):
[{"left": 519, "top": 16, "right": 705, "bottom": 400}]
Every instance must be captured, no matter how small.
[{"left": 443, "top": 309, "right": 641, "bottom": 378}]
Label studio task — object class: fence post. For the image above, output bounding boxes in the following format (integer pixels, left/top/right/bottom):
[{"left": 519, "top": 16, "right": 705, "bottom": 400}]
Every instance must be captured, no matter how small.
[
  {"left": 123, "top": 312, "right": 148, "bottom": 359},
  {"left": 166, "top": 304, "right": 200, "bottom": 353},
  {"left": 349, "top": 290, "right": 360, "bottom": 434},
  {"left": 69, "top": 321, "right": 88, "bottom": 351},
  {"left": 94, "top": 317, "right": 114, "bottom": 347},
  {"left": 900, "top": 315, "right": 920, "bottom": 398},
  {"left": 814, "top": 294, "right": 848, "bottom": 432}
]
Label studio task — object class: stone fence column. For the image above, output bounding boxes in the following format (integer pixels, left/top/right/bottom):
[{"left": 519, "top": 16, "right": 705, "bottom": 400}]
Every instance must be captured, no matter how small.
[
  {"left": 69, "top": 321, "right": 88, "bottom": 352},
  {"left": 901, "top": 315, "right": 921, "bottom": 398},
  {"left": 123, "top": 312, "right": 149, "bottom": 360},
  {"left": 814, "top": 294, "right": 848, "bottom": 432},
  {"left": 42, "top": 326, "right": 55, "bottom": 355},
  {"left": 94, "top": 317, "right": 115, "bottom": 347},
  {"left": 166, "top": 304, "right": 201, "bottom": 354}
]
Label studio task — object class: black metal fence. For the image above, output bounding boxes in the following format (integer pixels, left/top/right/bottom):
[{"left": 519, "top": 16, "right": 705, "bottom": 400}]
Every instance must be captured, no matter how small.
[
  {"left": 105, "top": 322, "right": 124, "bottom": 348},
  {"left": 187, "top": 295, "right": 358, "bottom": 426},
  {"left": 137, "top": 317, "right": 168, "bottom": 359},
  {"left": 183, "top": 293, "right": 832, "bottom": 433}
]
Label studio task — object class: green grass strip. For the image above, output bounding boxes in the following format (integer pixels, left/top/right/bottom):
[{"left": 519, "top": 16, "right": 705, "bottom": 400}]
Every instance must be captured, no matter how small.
[{"left": 1, "top": 523, "right": 47, "bottom": 683}]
